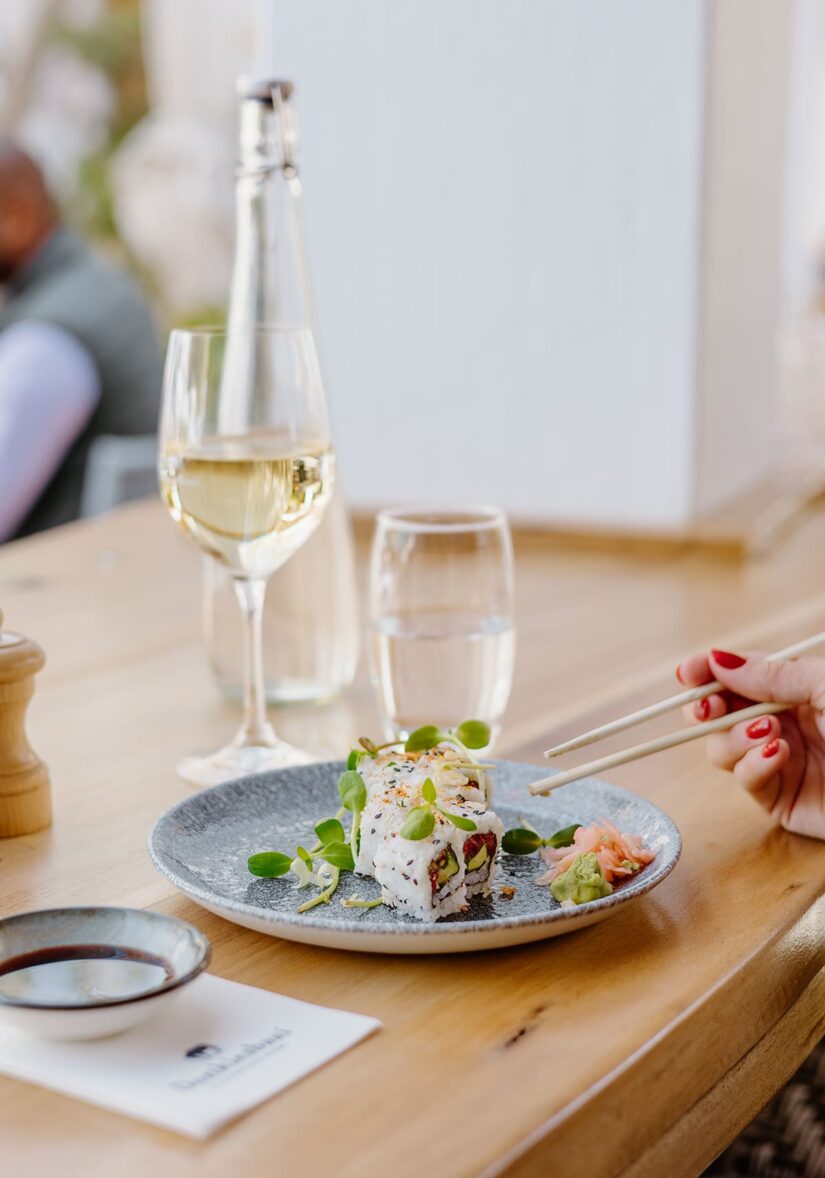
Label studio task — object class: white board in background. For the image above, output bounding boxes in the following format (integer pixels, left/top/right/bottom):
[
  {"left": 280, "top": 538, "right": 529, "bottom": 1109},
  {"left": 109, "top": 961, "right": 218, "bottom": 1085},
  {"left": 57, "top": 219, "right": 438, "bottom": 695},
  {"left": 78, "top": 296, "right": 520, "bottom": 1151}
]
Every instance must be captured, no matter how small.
[{"left": 262, "top": 0, "right": 805, "bottom": 530}]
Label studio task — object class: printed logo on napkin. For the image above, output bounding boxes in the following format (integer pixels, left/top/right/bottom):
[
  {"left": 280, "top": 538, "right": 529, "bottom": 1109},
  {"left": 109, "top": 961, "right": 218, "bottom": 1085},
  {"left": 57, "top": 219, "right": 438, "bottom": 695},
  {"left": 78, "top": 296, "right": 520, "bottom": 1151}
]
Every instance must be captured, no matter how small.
[
  {"left": 0, "top": 974, "right": 380, "bottom": 1138},
  {"left": 172, "top": 1027, "right": 291, "bottom": 1090}
]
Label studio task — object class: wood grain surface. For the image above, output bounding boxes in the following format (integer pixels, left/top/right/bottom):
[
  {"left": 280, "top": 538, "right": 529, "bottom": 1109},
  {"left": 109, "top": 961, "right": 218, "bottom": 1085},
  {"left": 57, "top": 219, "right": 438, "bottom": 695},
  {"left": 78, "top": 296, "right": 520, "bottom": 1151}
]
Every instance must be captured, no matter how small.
[{"left": 0, "top": 499, "right": 823, "bottom": 1177}]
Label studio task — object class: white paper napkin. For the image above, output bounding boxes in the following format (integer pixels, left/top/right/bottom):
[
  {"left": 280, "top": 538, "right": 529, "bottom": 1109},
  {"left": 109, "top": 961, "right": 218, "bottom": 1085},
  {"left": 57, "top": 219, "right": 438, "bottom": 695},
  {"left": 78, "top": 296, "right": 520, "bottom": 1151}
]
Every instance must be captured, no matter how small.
[{"left": 0, "top": 974, "right": 380, "bottom": 1138}]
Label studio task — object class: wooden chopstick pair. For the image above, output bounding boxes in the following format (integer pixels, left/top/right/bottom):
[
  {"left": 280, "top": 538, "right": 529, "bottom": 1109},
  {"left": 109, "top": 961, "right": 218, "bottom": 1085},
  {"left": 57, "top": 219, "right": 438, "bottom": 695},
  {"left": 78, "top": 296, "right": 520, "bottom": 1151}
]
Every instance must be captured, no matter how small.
[{"left": 528, "top": 630, "right": 825, "bottom": 796}]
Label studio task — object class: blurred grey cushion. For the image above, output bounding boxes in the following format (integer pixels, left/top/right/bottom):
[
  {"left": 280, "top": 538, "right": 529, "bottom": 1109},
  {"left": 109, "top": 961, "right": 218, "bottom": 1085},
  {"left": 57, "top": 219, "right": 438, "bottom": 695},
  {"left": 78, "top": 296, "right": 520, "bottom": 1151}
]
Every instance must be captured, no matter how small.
[{"left": 80, "top": 434, "right": 157, "bottom": 518}]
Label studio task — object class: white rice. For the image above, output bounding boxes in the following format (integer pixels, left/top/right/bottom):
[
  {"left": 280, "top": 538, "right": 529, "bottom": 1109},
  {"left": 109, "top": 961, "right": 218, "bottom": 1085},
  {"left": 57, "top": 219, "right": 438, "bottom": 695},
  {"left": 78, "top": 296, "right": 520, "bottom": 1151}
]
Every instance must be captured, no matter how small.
[{"left": 352, "top": 746, "right": 502, "bottom": 920}]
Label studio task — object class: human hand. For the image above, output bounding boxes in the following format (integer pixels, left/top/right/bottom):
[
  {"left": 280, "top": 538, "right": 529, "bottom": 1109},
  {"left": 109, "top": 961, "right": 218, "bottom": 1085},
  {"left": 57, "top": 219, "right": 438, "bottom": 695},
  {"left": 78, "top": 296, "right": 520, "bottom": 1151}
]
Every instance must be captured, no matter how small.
[{"left": 676, "top": 649, "right": 825, "bottom": 840}]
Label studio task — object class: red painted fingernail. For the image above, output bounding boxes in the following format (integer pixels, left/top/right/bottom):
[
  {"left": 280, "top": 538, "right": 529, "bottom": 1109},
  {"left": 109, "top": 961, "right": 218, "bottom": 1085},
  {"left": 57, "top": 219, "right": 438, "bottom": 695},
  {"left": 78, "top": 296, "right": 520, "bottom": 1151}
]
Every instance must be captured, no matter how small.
[
  {"left": 762, "top": 738, "right": 780, "bottom": 759},
  {"left": 694, "top": 698, "right": 711, "bottom": 721},
  {"left": 675, "top": 664, "right": 685, "bottom": 684},
  {"left": 711, "top": 649, "right": 747, "bottom": 669},
  {"left": 746, "top": 718, "right": 773, "bottom": 740}
]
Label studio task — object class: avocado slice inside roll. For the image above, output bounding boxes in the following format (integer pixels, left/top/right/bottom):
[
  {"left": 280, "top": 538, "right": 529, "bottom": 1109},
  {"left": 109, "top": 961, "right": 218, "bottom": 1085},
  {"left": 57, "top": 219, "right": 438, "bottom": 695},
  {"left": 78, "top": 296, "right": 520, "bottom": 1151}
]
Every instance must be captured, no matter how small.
[
  {"left": 429, "top": 848, "right": 460, "bottom": 894},
  {"left": 463, "top": 832, "right": 498, "bottom": 877}
]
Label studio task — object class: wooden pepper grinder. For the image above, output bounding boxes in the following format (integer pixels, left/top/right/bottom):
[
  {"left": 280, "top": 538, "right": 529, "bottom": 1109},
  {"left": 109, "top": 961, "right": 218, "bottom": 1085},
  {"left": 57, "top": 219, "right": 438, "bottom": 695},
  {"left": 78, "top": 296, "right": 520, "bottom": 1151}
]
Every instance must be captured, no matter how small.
[{"left": 0, "top": 609, "right": 52, "bottom": 837}]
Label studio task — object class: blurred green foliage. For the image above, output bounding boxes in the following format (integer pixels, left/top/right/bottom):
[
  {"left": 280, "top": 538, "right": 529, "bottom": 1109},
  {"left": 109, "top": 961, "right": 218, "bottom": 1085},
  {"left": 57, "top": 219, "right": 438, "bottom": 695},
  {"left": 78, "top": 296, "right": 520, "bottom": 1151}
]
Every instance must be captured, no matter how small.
[
  {"left": 42, "top": 2, "right": 226, "bottom": 326},
  {"left": 50, "top": 1, "right": 147, "bottom": 250}
]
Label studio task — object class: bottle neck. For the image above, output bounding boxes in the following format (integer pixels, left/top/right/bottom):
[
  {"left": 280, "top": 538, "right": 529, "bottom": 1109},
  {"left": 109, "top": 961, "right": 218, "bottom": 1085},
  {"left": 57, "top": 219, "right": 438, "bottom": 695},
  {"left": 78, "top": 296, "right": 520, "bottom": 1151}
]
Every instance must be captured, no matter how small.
[{"left": 228, "top": 96, "right": 314, "bottom": 331}]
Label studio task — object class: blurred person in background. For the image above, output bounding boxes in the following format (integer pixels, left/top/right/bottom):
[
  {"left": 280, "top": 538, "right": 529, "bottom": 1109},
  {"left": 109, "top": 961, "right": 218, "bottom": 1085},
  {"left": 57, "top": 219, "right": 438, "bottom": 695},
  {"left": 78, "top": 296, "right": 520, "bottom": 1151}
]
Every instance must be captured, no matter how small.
[{"left": 0, "top": 139, "right": 162, "bottom": 541}]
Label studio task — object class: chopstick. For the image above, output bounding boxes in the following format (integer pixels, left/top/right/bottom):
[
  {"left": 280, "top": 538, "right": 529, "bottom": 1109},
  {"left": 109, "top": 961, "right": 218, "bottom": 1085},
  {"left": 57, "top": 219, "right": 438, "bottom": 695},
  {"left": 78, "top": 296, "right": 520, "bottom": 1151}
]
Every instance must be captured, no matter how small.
[
  {"left": 528, "top": 701, "right": 790, "bottom": 796},
  {"left": 543, "top": 629, "right": 825, "bottom": 759}
]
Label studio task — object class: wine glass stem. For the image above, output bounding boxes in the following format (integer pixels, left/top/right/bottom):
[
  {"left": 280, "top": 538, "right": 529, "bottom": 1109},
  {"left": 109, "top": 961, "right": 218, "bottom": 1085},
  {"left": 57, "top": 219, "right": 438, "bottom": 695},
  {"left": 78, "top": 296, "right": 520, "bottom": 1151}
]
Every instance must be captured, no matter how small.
[{"left": 232, "top": 575, "right": 277, "bottom": 747}]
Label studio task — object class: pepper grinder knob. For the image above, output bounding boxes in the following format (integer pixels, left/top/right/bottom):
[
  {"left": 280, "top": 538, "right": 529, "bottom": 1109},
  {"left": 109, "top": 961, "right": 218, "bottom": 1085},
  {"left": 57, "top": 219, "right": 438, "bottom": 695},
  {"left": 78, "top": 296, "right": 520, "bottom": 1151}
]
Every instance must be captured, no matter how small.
[{"left": 0, "top": 611, "right": 52, "bottom": 837}]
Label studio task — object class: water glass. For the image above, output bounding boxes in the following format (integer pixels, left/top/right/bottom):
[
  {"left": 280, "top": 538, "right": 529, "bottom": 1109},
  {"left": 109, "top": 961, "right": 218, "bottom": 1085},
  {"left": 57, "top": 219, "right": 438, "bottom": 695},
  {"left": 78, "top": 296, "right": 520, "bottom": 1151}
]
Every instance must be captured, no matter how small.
[{"left": 368, "top": 508, "right": 516, "bottom": 747}]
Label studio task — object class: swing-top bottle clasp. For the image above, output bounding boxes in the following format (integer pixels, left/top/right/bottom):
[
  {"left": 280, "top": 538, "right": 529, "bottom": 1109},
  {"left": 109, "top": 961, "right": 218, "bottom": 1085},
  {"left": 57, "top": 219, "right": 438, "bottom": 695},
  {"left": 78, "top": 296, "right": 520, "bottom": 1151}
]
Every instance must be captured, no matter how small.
[{"left": 236, "top": 75, "right": 298, "bottom": 177}]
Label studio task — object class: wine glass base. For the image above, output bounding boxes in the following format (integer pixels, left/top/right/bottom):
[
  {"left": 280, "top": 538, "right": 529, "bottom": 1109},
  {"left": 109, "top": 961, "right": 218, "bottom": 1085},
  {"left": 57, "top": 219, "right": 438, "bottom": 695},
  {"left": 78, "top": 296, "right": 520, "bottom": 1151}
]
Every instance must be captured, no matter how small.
[{"left": 177, "top": 741, "right": 314, "bottom": 788}]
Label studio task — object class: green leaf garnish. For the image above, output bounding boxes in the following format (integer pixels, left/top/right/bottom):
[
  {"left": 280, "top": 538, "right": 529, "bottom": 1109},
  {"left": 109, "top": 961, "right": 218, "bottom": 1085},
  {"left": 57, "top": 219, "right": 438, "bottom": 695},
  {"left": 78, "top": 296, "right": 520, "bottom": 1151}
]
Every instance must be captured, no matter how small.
[
  {"left": 346, "top": 749, "right": 359, "bottom": 770},
  {"left": 502, "top": 828, "right": 543, "bottom": 855},
  {"left": 404, "top": 725, "right": 442, "bottom": 752},
  {"left": 247, "top": 851, "right": 293, "bottom": 877},
  {"left": 296, "top": 845, "right": 314, "bottom": 866},
  {"left": 338, "top": 770, "right": 367, "bottom": 813},
  {"left": 544, "top": 823, "right": 581, "bottom": 849},
  {"left": 437, "top": 807, "right": 477, "bottom": 832},
  {"left": 395, "top": 774, "right": 479, "bottom": 838},
  {"left": 502, "top": 822, "right": 582, "bottom": 856},
  {"left": 454, "top": 720, "right": 491, "bottom": 750},
  {"left": 315, "top": 817, "right": 345, "bottom": 847},
  {"left": 399, "top": 806, "right": 436, "bottom": 840},
  {"left": 338, "top": 770, "right": 366, "bottom": 863},
  {"left": 319, "top": 841, "right": 355, "bottom": 871}
]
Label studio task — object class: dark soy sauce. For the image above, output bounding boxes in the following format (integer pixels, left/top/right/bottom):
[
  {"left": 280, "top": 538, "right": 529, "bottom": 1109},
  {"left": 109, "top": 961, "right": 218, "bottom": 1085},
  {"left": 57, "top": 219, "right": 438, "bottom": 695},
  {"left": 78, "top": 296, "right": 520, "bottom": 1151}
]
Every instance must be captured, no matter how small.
[{"left": 0, "top": 944, "right": 174, "bottom": 1005}]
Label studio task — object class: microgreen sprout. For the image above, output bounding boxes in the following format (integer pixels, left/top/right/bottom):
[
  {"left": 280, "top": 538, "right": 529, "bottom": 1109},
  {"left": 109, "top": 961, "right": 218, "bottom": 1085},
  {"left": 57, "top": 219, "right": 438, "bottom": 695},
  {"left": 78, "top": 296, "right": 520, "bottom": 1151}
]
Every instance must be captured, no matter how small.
[
  {"left": 296, "top": 863, "right": 340, "bottom": 913},
  {"left": 343, "top": 896, "right": 384, "bottom": 910},
  {"left": 399, "top": 806, "right": 435, "bottom": 841},
  {"left": 337, "top": 770, "right": 366, "bottom": 811},
  {"left": 502, "top": 823, "right": 581, "bottom": 856},
  {"left": 312, "top": 814, "right": 356, "bottom": 871},
  {"left": 346, "top": 718, "right": 492, "bottom": 770},
  {"left": 290, "top": 853, "right": 319, "bottom": 889},
  {"left": 404, "top": 725, "right": 442, "bottom": 753},
  {"left": 247, "top": 851, "right": 293, "bottom": 878},
  {"left": 314, "top": 817, "right": 345, "bottom": 847},
  {"left": 338, "top": 769, "right": 367, "bottom": 862},
  {"left": 399, "top": 777, "right": 478, "bottom": 840},
  {"left": 319, "top": 842, "right": 356, "bottom": 871},
  {"left": 405, "top": 720, "right": 491, "bottom": 760}
]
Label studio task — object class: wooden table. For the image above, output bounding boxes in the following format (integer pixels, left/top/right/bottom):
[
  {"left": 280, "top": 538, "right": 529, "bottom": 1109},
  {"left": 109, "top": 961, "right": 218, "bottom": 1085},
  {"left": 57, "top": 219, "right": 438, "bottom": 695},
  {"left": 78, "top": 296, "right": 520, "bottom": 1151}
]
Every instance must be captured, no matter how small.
[{"left": 1, "top": 500, "right": 823, "bottom": 1177}]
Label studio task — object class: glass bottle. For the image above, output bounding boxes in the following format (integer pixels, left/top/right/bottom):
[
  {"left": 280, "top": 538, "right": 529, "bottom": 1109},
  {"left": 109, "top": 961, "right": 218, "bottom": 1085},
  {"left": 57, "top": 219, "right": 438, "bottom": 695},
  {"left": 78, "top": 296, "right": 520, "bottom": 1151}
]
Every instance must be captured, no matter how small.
[{"left": 203, "top": 76, "right": 359, "bottom": 703}]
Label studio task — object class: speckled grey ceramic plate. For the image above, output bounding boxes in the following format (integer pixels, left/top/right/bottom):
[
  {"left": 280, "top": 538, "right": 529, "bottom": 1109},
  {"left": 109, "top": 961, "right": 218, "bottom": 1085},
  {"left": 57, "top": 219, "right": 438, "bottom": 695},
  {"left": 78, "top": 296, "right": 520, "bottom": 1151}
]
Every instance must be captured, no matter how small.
[{"left": 149, "top": 761, "right": 681, "bottom": 954}]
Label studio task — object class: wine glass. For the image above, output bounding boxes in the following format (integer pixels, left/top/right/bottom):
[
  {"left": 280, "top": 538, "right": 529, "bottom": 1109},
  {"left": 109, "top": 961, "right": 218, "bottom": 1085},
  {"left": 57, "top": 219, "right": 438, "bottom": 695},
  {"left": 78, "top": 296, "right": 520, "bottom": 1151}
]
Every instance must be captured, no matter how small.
[
  {"left": 158, "top": 326, "right": 334, "bottom": 785},
  {"left": 369, "top": 507, "right": 515, "bottom": 749}
]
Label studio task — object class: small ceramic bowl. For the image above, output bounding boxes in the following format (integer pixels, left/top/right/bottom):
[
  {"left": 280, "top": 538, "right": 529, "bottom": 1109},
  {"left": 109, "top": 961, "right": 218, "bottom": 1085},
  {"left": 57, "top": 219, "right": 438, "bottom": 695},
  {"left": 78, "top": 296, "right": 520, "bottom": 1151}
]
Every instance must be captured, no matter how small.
[{"left": 0, "top": 907, "right": 210, "bottom": 1040}]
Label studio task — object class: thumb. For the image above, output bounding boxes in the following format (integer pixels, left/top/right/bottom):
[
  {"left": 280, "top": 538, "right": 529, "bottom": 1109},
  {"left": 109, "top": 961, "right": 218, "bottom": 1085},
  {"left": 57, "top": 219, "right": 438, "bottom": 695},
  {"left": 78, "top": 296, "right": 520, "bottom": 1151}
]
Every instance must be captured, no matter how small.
[{"left": 709, "top": 649, "right": 825, "bottom": 709}]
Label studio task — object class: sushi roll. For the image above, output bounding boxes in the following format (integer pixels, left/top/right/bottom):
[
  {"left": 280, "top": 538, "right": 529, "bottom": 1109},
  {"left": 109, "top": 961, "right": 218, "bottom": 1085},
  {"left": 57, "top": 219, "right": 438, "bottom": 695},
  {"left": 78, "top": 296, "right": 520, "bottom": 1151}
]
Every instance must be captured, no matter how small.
[
  {"left": 460, "top": 810, "right": 504, "bottom": 898},
  {"left": 361, "top": 747, "right": 489, "bottom": 808},
  {"left": 355, "top": 746, "right": 490, "bottom": 878},
  {"left": 351, "top": 743, "right": 500, "bottom": 922},
  {"left": 372, "top": 818, "right": 468, "bottom": 923}
]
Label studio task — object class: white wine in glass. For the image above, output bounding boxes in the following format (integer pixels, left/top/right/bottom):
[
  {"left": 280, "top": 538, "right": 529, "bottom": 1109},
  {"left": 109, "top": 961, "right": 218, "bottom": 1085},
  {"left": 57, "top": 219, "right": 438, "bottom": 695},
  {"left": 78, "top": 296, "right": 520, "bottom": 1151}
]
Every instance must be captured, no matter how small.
[
  {"left": 158, "top": 327, "right": 334, "bottom": 785},
  {"left": 161, "top": 436, "right": 333, "bottom": 578}
]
